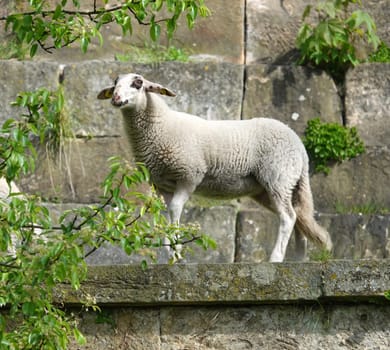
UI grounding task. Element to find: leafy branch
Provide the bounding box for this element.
[0,0,210,55]
[296,0,381,83]
[0,88,215,349]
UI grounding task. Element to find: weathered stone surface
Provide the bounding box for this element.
[73,308,161,350]
[0,60,60,125]
[323,260,390,298]
[235,208,279,262]
[358,0,390,46]
[243,64,342,136]
[180,206,236,263]
[69,303,390,350]
[345,63,390,147]
[318,213,390,260]
[246,0,308,64]
[311,147,390,211]
[61,261,390,306]
[60,261,390,349]
[246,0,390,64]
[236,209,390,262]
[160,304,390,350]
[62,263,324,305]
[84,205,237,265]
[19,136,133,203]
[166,0,245,63]
[62,61,244,136]
[21,0,245,64]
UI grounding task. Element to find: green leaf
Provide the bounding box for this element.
[73,328,87,345]
[150,22,161,42]
[81,36,89,53]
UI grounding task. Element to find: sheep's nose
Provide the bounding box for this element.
[111,93,122,106]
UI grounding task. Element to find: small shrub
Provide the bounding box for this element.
[368,41,390,63]
[310,248,333,262]
[296,0,380,83]
[303,118,365,174]
[0,36,29,60]
[115,43,190,63]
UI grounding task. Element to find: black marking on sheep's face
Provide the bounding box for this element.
[131,78,143,90]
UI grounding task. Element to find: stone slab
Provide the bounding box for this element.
[60,260,390,306]
[84,205,237,265]
[73,308,161,350]
[61,263,323,305]
[345,63,390,147]
[20,0,245,63]
[62,61,244,137]
[0,60,60,125]
[246,0,390,64]
[323,260,390,298]
[19,136,133,203]
[311,147,390,212]
[243,64,342,136]
[236,209,390,262]
[70,303,390,350]
[246,0,308,64]
[318,213,390,260]
[159,304,390,350]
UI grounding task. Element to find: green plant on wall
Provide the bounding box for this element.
[0,1,212,349]
[115,42,190,63]
[2,0,210,57]
[303,118,365,174]
[296,0,381,83]
[368,41,390,63]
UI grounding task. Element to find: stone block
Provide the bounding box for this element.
[318,213,390,260]
[243,64,342,136]
[246,0,309,64]
[0,60,60,125]
[181,206,236,263]
[83,205,237,265]
[236,209,390,262]
[62,263,323,305]
[246,0,390,64]
[19,0,245,63]
[358,0,390,45]
[311,147,390,212]
[73,308,160,350]
[235,208,279,262]
[322,260,390,298]
[160,304,390,350]
[345,63,390,147]
[19,136,133,203]
[62,61,244,136]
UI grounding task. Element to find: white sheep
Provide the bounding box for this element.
[97,73,332,262]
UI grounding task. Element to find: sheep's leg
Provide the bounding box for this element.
[269,196,297,263]
[168,185,193,224]
[163,183,196,261]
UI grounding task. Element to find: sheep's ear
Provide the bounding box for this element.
[97,86,114,99]
[144,81,176,97]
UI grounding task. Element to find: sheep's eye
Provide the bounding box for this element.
[132,78,143,90]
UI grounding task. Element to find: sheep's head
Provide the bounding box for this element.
[97,73,176,111]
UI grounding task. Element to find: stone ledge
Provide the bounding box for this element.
[60,260,390,306]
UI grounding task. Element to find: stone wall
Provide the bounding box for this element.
[0,0,389,263]
[1,1,390,348]
[62,261,390,349]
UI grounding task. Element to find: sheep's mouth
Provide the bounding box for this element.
[111,99,128,108]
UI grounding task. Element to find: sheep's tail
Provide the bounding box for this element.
[293,171,333,251]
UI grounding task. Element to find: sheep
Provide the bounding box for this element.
[97,73,332,262]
